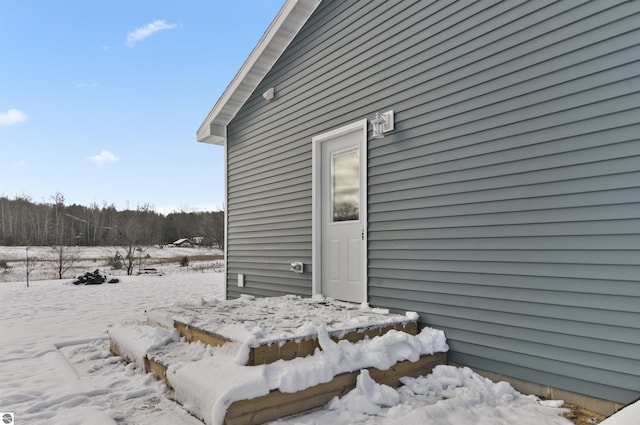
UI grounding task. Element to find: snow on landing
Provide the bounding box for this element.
[146,294,418,347]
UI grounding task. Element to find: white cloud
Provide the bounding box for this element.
[0,109,27,126]
[89,150,119,165]
[125,20,177,47]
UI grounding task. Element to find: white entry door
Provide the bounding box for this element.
[313,120,367,303]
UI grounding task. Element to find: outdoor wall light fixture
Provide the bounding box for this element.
[370,110,394,139]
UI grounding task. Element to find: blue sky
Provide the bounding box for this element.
[0,0,284,213]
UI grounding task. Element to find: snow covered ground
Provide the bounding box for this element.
[599,401,640,425]
[0,267,578,425]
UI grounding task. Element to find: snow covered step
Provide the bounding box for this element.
[146,294,419,365]
[167,320,419,366]
[110,321,449,425]
[224,352,447,425]
[109,323,180,373]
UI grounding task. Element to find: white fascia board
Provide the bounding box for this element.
[197,0,321,145]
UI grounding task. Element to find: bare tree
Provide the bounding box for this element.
[1,194,221,247]
[47,193,78,279]
[210,209,225,250]
[51,245,79,279]
[48,193,66,243]
[122,244,147,276]
[119,212,145,275]
[122,244,136,275]
[25,247,42,288]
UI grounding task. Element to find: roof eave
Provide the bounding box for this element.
[197,0,321,145]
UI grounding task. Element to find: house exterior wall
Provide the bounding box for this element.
[225,0,640,404]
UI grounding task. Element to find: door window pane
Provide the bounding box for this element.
[332,148,359,222]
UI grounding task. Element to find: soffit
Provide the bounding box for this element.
[197,0,321,145]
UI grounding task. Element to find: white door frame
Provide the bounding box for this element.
[311,119,368,301]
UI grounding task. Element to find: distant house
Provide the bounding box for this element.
[197,0,640,415]
[170,238,194,247]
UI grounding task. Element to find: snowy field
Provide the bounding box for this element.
[0,245,223,283]
[0,258,609,425]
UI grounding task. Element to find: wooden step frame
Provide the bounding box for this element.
[225,352,447,425]
[144,352,447,425]
[174,320,418,366]
[174,320,229,348]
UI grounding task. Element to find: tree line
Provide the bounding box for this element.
[0,193,224,249]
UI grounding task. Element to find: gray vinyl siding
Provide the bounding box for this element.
[225,0,640,403]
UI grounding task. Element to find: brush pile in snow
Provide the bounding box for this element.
[72,269,119,285]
